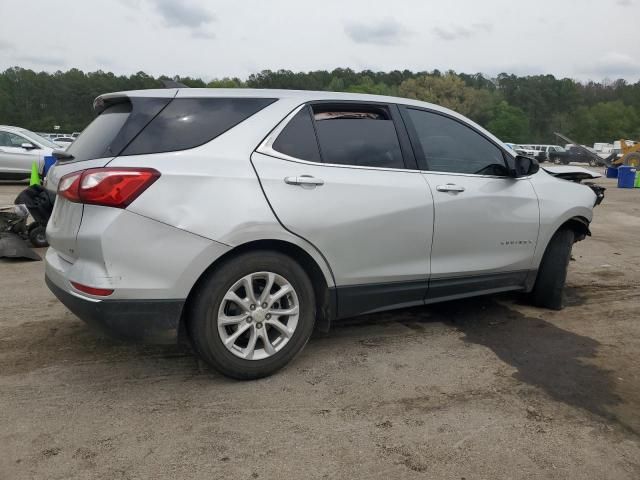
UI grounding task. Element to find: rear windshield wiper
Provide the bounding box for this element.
[52,150,75,162]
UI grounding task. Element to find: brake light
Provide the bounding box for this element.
[70,281,114,297]
[58,168,160,208]
[58,172,82,202]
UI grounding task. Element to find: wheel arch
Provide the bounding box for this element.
[560,215,591,242]
[532,209,592,273]
[181,239,336,341]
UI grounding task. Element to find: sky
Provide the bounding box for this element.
[0,0,639,82]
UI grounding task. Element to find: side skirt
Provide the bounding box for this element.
[332,270,536,320]
[334,280,428,320]
[425,270,531,303]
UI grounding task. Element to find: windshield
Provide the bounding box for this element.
[19,130,59,149]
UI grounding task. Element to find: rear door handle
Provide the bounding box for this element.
[436,184,465,193]
[284,175,324,186]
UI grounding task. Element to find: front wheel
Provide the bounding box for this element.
[530,228,575,310]
[187,251,316,380]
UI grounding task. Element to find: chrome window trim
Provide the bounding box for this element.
[418,170,530,180]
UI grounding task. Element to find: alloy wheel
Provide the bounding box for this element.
[217,272,300,360]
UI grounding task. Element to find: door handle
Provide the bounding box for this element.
[436,184,465,193]
[284,175,324,186]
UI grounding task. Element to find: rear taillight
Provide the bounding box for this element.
[58,172,82,202]
[58,168,160,208]
[70,281,114,297]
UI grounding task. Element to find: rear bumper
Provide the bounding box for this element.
[46,274,183,344]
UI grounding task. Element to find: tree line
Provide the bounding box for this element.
[1,66,639,145]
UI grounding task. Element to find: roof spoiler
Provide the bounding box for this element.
[93,79,185,113]
[160,79,189,88]
[93,93,130,114]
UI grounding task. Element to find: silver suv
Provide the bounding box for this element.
[45,89,599,379]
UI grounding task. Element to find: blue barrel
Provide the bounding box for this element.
[617,166,637,188]
[605,166,618,178]
[43,155,56,176]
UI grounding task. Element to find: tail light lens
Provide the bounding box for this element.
[57,171,82,202]
[58,168,160,208]
[70,281,114,297]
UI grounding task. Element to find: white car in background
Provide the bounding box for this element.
[515,144,538,157]
[504,143,537,157]
[52,136,75,150]
[0,126,58,180]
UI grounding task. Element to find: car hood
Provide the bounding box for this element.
[541,165,602,182]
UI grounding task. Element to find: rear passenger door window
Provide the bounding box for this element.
[313,105,404,169]
[271,103,407,170]
[404,108,508,176]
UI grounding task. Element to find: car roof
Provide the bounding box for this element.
[0,125,29,134]
[98,87,457,111]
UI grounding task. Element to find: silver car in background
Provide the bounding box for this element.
[44,89,599,379]
[51,136,76,150]
[0,126,58,180]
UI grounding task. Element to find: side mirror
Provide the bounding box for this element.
[510,155,539,177]
[21,142,36,150]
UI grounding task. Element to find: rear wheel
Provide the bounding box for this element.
[530,228,575,310]
[187,251,315,380]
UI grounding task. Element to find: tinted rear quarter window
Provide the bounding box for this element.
[272,107,321,162]
[122,97,276,156]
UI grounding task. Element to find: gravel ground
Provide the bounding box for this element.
[1,170,639,480]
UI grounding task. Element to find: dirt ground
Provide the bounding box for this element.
[1,170,639,480]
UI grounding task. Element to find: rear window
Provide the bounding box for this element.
[66,96,276,162]
[65,102,133,161]
[121,97,276,156]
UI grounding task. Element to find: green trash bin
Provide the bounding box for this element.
[635,172,640,188]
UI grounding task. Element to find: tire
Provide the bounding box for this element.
[28,223,48,248]
[530,228,575,310]
[187,251,316,380]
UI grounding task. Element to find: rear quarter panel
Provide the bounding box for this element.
[107,98,336,288]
